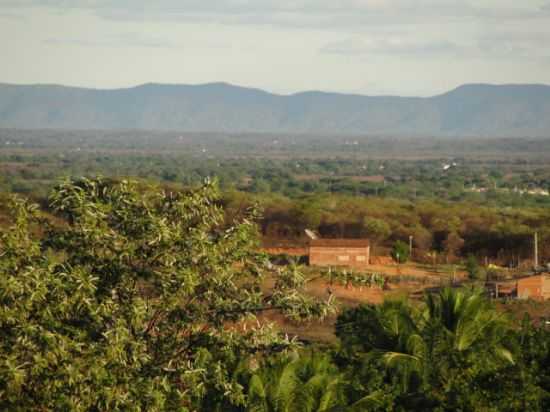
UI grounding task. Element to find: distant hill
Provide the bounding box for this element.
[1,82,550,136]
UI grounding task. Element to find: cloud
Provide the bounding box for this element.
[0,11,25,20]
[322,28,550,61]
[321,36,464,57]
[475,30,550,60]
[43,32,182,49]
[43,32,183,49]
[2,1,547,29]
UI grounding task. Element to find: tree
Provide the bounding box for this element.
[361,217,391,255]
[465,254,486,280]
[409,225,433,256]
[251,178,271,193]
[443,231,465,262]
[246,351,346,412]
[335,288,531,411]
[335,299,431,409]
[290,199,322,232]
[391,240,409,264]
[0,178,334,411]
[518,315,550,410]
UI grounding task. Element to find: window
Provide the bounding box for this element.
[337,255,350,262]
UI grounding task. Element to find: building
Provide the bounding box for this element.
[488,274,550,300]
[486,280,516,299]
[517,275,550,300]
[308,238,370,268]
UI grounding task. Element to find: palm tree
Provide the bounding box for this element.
[420,287,515,407]
[424,287,514,364]
[337,287,516,409]
[246,352,346,412]
[336,298,425,392]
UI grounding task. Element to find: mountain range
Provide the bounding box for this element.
[1,82,550,136]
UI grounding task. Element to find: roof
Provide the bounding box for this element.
[309,238,370,248]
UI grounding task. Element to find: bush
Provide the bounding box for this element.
[391,240,410,263]
[465,254,486,280]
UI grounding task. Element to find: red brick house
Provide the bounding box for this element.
[308,238,370,268]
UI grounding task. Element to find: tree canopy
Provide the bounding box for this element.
[0,178,333,411]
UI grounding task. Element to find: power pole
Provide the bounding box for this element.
[534,232,539,268]
[409,235,413,260]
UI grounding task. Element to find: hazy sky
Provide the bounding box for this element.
[1,1,550,96]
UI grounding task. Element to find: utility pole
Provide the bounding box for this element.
[534,232,539,268]
[409,235,413,260]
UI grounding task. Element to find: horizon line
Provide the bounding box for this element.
[1,81,550,99]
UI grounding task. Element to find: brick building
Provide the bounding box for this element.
[488,275,550,300]
[517,275,550,300]
[308,238,370,268]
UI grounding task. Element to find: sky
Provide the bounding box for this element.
[1,1,550,96]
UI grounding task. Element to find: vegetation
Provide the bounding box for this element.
[245,351,347,412]
[1,130,550,409]
[0,178,333,411]
[321,268,386,289]
[391,241,410,264]
[1,178,550,410]
[2,130,550,266]
[335,288,548,411]
[465,254,486,280]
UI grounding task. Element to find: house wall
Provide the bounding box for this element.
[518,276,545,300]
[309,246,370,268]
[542,277,550,299]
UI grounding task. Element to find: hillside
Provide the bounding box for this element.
[1,82,550,136]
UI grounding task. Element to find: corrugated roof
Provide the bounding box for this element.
[309,238,369,247]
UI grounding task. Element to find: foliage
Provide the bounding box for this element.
[246,351,346,412]
[465,254,486,280]
[2,173,550,410]
[361,217,391,254]
[322,268,385,289]
[0,178,335,411]
[518,315,550,409]
[391,240,410,264]
[3,133,550,264]
[443,231,465,261]
[335,287,542,411]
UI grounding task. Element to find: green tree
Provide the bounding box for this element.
[391,240,409,264]
[290,199,322,232]
[361,217,391,255]
[246,352,346,412]
[336,288,533,411]
[465,254,486,280]
[0,178,334,411]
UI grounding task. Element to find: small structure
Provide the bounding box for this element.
[517,275,550,300]
[487,280,517,299]
[487,274,550,300]
[308,238,370,268]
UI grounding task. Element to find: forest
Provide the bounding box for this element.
[1,130,550,410]
[1,130,550,265]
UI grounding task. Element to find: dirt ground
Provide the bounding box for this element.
[260,262,465,343]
